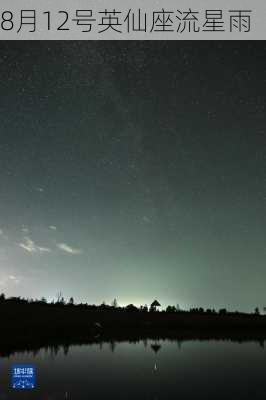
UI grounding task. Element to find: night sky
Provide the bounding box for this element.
[0,42,265,311]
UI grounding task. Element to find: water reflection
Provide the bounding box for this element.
[0,338,266,399]
[1,335,265,358]
[151,343,162,353]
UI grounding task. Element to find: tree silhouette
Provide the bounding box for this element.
[111,298,118,308]
[166,305,176,313]
[140,304,148,312]
[69,297,74,305]
[150,300,161,312]
[125,304,138,312]
[40,297,47,303]
[56,291,65,305]
[219,308,227,315]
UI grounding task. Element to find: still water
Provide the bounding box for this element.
[0,339,265,399]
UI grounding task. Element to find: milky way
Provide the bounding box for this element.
[0,42,265,311]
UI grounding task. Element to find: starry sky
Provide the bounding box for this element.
[0,41,265,311]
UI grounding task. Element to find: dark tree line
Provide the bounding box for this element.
[0,293,262,316]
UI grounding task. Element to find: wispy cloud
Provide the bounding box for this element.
[0,274,20,288]
[8,275,20,284]
[49,225,57,230]
[56,243,83,255]
[19,237,51,254]
[38,246,51,253]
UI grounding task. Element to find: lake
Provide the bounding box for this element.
[0,339,265,399]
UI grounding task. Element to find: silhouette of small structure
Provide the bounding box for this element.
[150,300,161,312]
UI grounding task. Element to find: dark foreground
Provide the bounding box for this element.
[2,300,266,356]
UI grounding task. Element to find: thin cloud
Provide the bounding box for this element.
[0,275,20,287]
[49,225,57,230]
[56,243,82,255]
[8,275,20,284]
[38,246,51,253]
[19,237,51,254]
